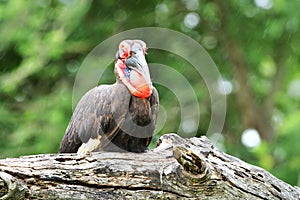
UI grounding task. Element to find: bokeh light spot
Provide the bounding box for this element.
[241,129,261,148]
[288,79,300,100]
[218,78,233,95]
[184,12,200,29]
[254,0,273,10]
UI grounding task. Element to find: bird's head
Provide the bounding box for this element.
[115,40,152,98]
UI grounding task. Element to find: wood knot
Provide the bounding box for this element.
[173,145,211,181]
[0,172,28,199]
[0,176,8,198]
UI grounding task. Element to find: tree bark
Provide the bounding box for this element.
[0,134,299,200]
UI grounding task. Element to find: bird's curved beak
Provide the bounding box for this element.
[123,50,153,98]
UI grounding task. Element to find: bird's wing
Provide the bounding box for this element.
[144,87,159,146]
[150,87,159,126]
[59,83,130,153]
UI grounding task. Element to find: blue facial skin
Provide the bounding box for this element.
[124,67,131,79]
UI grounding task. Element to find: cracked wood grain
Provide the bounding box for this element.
[0,134,299,199]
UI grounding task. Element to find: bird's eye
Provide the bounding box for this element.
[119,48,130,59]
[119,42,131,59]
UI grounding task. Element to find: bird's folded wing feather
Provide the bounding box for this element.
[150,87,159,126]
[59,84,130,153]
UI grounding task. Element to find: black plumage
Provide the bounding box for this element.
[59,40,159,153]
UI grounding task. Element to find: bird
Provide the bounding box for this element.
[59,40,159,154]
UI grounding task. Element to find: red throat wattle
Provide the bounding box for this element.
[115,60,152,98]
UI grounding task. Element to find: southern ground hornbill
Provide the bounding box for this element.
[59,40,159,153]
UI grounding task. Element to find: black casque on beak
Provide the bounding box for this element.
[124,48,152,98]
[115,40,153,98]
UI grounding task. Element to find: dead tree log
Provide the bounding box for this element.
[0,134,299,199]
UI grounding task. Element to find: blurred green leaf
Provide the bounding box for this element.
[0,0,299,186]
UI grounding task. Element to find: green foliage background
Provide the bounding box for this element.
[0,0,299,186]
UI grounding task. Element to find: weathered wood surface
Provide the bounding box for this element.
[0,134,299,199]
